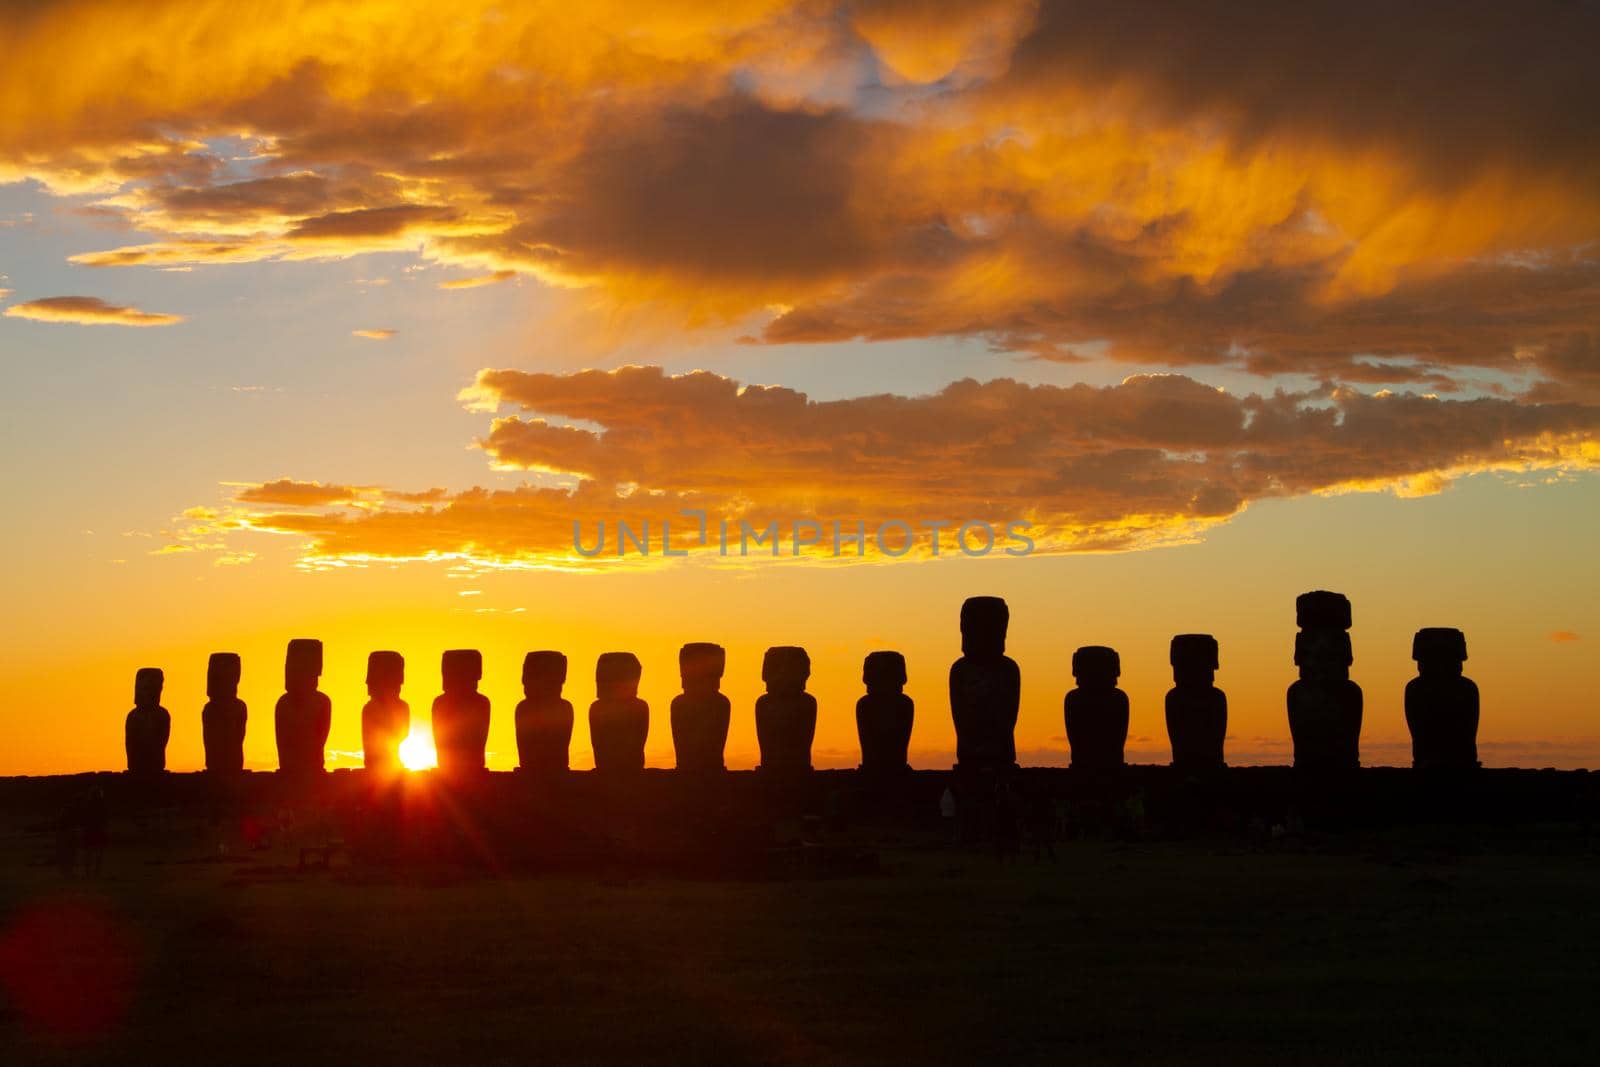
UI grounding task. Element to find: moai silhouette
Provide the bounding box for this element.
[1064,646,1129,771]
[275,639,331,774]
[515,651,573,773]
[757,646,817,773]
[1287,591,1362,770]
[590,652,648,772]
[1165,634,1226,771]
[361,651,409,774]
[948,596,1021,771]
[671,643,730,773]
[856,651,913,773]
[1406,627,1480,770]
[433,649,490,775]
[125,667,171,775]
[201,652,247,774]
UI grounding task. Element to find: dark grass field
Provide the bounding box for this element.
[3,800,1598,1066]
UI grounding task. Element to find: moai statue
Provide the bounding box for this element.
[671,643,730,773]
[856,651,913,774]
[1064,646,1129,771]
[275,638,331,774]
[201,652,247,774]
[756,646,817,773]
[1286,591,1362,770]
[125,667,171,775]
[433,649,490,775]
[361,651,409,774]
[590,652,648,772]
[948,596,1021,771]
[515,651,573,773]
[1406,627,1480,770]
[1165,634,1226,771]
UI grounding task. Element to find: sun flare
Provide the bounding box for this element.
[398,728,437,771]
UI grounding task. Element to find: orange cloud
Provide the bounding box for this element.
[1,295,183,326]
[1549,631,1581,643]
[352,328,396,340]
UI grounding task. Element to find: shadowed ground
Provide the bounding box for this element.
[2,792,1597,1065]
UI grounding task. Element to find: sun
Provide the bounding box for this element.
[398,728,437,771]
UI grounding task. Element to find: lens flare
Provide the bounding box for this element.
[398,728,437,771]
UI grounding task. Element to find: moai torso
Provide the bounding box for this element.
[671,643,730,773]
[433,649,490,774]
[949,596,1020,770]
[276,639,331,774]
[515,651,573,773]
[1288,593,1362,771]
[361,650,408,774]
[856,650,913,773]
[1405,628,1479,770]
[125,667,171,775]
[590,652,648,771]
[201,652,247,773]
[1064,646,1128,771]
[1165,635,1226,770]
[756,646,816,773]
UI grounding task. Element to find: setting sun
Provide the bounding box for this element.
[398,729,437,772]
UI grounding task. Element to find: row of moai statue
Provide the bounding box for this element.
[123,591,1480,775]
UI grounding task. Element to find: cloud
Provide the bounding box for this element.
[1,295,183,326]
[352,328,396,340]
[1549,631,1581,643]
[438,271,515,290]
[174,365,1600,568]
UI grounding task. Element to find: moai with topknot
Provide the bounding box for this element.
[1165,634,1226,771]
[433,649,490,775]
[1406,627,1479,770]
[1287,591,1362,770]
[275,639,331,774]
[671,643,730,773]
[756,646,817,773]
[856,651,913,774]
[515,651,573,773]
[125,667,171,775]
[201,653,247,774]
[948,596,1021,771]
[590,652,648,772]
[361,651,409,774]
[1064,646,1129,771]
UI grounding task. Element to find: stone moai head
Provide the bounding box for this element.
[1294,629,1353,681]
[285,639,323,693]
[959,596,1009,658]
[207,652,241,699]
[523,651,567,698]
[863,650,907,693]
[134,666,164,707]
[1413,627,1467,677]
[1170,634,1218,688]
[596,652,643,699]
[762,646,811,694]
[442,649,483,693]
[679,643,726,693]
[1071,646,1121,688]
[366,650,404,698]
[1296,590,1352,631]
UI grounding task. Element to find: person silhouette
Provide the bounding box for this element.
[856,651,913,774]
[201,653,247,774]
[756,646,817,773]
[515,651,573,773]
[361,651,409,774]
[1165,634,1226,770]
[433,649,490,775]
[949,596,1020,771]
[590,652,648,772]
[1287,592,1362,770]
[1064,646,1128,771]
[125,667,170,775]
[275,639,331,774]
[671,643,730,773]
[1406,627,1480,770]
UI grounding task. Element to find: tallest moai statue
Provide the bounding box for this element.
[949,596,1020,771]
[1287,592,1362,770]
[275,639,331,774]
